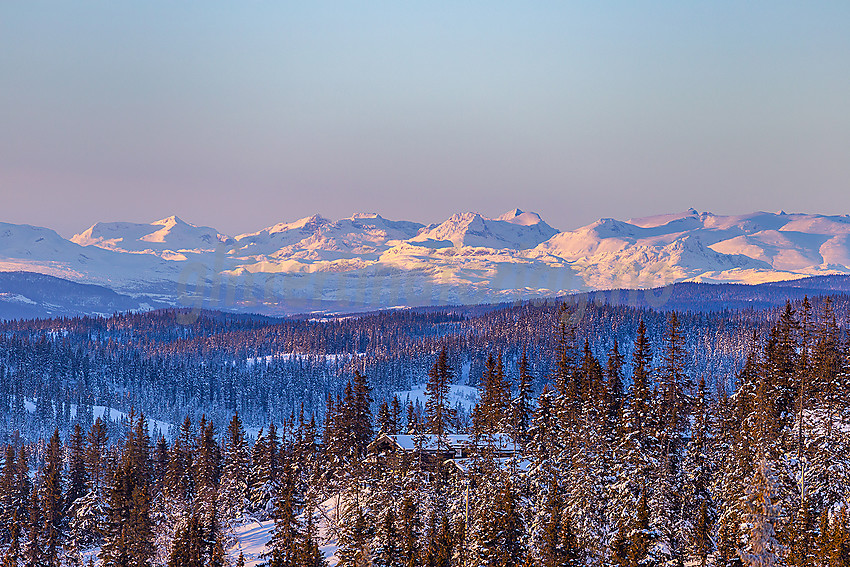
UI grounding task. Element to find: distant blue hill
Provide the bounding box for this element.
[576,275,850,313]
[3,270,850,321]
[0,271,166,320]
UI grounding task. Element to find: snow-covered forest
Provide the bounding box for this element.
[1,296,849,565]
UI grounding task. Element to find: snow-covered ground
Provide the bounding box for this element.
[226,520,274,567]
[395,383,479,412]
[24,399,173,437]
[226,495,341,567]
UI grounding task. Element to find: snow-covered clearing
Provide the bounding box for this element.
[226,495,341,567]
[395,383,479,411]
[226,520,274,567]
[24,399,173,437]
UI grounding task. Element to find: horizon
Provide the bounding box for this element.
[8,206,850,240]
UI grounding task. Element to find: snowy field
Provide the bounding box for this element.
[395,383,479,412]
[24,399,173,437]
[226,495,341,566]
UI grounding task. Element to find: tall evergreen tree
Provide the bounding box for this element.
[472,352,510,436]
[101,413,155,567]
[67,423,89,509]
[220,413,250,520]
[739,457,786,567]
[425,348,456,438]
[41,429,65,567]
[512,348,534,446]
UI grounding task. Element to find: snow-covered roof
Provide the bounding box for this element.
[449,457,532,475]
[370,433,450,453]
[370,432,519,455]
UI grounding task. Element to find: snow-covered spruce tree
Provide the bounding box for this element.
[526,385,565,563]
[165,416,196,514]
[350,370,374,459]
[335,500,373,567]
[166,511,205,567]
[24,485,43,567]
[823,506,850,566]
[563,340,613,560]
[3,509,23,566]
[425,347,456,439]
[539,490,581,567]
[366,443,406,567]
[266,459,300,567]
[715,334,761,567]
[682,376,717,566]
[471,351,511,438]
[249,423,281,518]
[66,423,89,509]
[738,456,787,567]
[0,445,30,548]
[40,429,65,567]
[653,312,693,566]
[372,504,402,567]
[85,417,110,495]
[421,510,453,567]
[158,416,196,554]
[377,400,393,435]
[194,416,221,523]
[398,492,422,567]
[610,320,661,566]
[219,412,250,521]
[511,347,535,448]
[481,475,525,566]
[295,410,321,496]
[804,300,850,527]
[100,413,155,567]
[297,501,327,567]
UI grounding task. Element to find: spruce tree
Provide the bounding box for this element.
[220,413,250,520]
[101,413,154,567]
[3,510,21,567]
[267,460,299,567]
[512,348,534,446]
[739,457,786,567]
[351,370,374,458]
[167,512,205,567]
[378,400,393,434]
[425,348,456,439]
[67,423,89,508]
[85,417,109,493]
[373,505,402,567]
[24,488,43,567]
[41,429,65,567]
[399,494,421,567]
[472,352,510,437]
[194,416,221,522]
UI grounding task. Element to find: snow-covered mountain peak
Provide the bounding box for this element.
[10,209,850,314]
[150,215,196,230]
[72,217,228,254]
[231,213,424,259]
[264,214,331,235]
[628,208,702,229]
[410,211,557,249]
[496,208,548,227]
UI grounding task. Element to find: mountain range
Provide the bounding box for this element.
[3,208,850,317]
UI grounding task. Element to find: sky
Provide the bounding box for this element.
[2,1,849,237]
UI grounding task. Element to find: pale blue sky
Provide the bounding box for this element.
[2,1,849,235]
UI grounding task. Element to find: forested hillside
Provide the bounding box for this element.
[0,296,849,565]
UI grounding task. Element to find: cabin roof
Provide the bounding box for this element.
[369,432,518,454]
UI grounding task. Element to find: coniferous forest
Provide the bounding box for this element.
[0,296,849,565]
